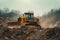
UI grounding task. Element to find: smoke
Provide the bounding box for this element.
[40,9,60,28]
[0,8,20,20]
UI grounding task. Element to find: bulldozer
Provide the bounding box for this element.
[18,12,41,30]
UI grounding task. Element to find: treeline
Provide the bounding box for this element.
[0,8,20,20]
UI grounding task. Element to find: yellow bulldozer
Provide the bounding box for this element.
[18,12,41,29]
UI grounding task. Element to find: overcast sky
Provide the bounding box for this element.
[0,0,60,16]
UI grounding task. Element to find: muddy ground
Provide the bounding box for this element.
[0,24,60,40]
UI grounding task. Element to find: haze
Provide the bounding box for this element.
[0,0,60,16]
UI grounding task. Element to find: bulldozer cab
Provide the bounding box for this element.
[24,12,34,20]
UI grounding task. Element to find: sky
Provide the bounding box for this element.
[0,0,60,16]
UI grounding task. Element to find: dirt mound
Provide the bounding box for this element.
[39,27,60,40]
[0,25,39,40]
[0,25,25,40]
[0,22,60,40]
[26,27,60,40]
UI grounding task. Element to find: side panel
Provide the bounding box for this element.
[21,17,26,24]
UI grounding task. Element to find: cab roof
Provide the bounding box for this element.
[24,12,34,15]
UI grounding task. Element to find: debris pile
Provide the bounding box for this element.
[39,27,60,40]
[0,25,39,40]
